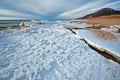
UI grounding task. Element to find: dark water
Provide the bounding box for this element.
[0,20,30,30]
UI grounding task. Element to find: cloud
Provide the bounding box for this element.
[1,0,80,19]
[90,1,120,11]
[1,0,78,15]
[0,8,34,17]
[103,1,120,8]
[59,0,120,19]
[0,8,39,20]
[59,0,105,19]
[0,0,120,19]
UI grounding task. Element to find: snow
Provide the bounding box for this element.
[101,25,120,33]
[101,28,118,32]
[61,21,91,28]
[0,21,120,80]
[74,29,120,62]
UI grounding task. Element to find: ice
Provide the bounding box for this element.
[101,25,120,33]
[59,21,91,28]
[0,21,120,80]
[74,29,120,61]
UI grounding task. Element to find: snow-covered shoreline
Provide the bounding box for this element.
[73,30,120,62]
[0,21,120,80]
[59,21,120,62]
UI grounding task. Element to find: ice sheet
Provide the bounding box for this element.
[0,21,120,80]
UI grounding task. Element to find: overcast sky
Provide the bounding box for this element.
[0,0,120,20]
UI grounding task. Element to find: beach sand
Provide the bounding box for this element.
[75,19,120,27]
[75,15,120,27]
[73,16,120,39]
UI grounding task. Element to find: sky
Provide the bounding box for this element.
[0,0,120,20]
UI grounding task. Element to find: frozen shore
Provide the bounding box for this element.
[60,20,120,63]
[74,29,120,62]
[0,21,120,80]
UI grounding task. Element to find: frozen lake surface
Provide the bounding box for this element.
[0,20,120,80]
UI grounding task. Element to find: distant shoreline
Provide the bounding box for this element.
[74,15,120,27]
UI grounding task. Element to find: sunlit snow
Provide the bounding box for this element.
[0,21,120,80]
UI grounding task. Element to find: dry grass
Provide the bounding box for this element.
[75,14,120,27]
[87,14,120,19]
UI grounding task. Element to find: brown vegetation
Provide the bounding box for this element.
[75,15,120,27]
[87,14,120,19]
[91,29,118,40]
